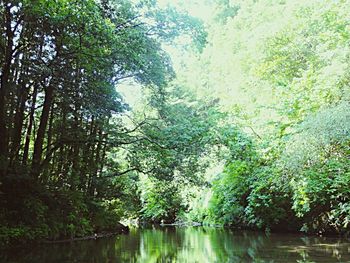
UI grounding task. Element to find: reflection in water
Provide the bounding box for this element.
[1,226,350,263]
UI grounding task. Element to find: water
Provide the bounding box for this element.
[1,226,350,262]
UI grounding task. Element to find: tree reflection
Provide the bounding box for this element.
[1,227,350,263]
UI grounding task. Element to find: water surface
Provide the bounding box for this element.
[1,226,350,262]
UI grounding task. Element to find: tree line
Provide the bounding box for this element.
[0,0,209,245]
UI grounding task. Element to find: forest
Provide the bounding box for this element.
[0,0,349,247]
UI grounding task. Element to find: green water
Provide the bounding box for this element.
[1,226,350,262]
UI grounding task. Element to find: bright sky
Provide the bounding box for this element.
[156,0,213,21]
[117,0,213,108]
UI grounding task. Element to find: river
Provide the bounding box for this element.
[1,226,350,262]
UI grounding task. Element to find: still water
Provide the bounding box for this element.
[1,226,350,263]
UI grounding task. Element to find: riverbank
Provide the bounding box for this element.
[157,220,350,238]
[0,222,129,248]
[43,223,129,244]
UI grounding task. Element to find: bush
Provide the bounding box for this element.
[245,166,297,230]
[291,157,350,234]
[140,178,184,223]
[207,161,252,226]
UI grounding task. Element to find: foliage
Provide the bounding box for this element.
[169,0,350,235]
[208,160,251,226]
[0,0,206,245]
[139,178,184,223]
[291,157,350,234]
[2,0,350,245]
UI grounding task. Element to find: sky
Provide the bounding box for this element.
[116,0,213,108]
[156,0,213,21]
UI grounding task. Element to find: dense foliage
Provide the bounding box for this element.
[175,0,350,235]
[1,0,350,246]
[0,0,206,245]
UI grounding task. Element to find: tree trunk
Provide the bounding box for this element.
[0,4,14,177]
[22,85,38,165]
[10,81,29,167]
[31,85,54,178]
